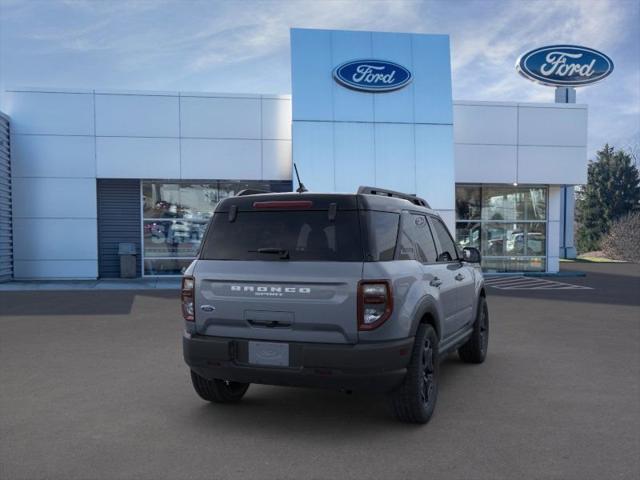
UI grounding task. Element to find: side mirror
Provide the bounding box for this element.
[462,247,481,264]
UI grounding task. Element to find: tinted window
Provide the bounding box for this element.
[412,215,438,262]
[201,211,363,261]
[430,217,458,262]
[364,211,399,261]
[398,214,438,263]
[398,228,416,261]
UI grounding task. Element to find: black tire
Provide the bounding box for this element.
[190,370,250,403]
[458,296,489,364]
[389,324,439,424]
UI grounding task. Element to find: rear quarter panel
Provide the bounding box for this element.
[360,260,443,342]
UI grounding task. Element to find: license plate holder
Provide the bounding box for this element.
[248,341,290,367]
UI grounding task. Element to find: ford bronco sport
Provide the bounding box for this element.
[182,186,488,423]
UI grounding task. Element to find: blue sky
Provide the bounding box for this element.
[0,0,638,158]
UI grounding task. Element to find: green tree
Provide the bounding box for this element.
[576,144,640,252]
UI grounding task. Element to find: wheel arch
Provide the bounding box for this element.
[410,297,442,340]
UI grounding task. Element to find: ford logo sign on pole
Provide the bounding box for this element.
[516,45,614,87]
[333,59,412,93]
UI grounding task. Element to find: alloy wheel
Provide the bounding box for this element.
[421,338,436,406]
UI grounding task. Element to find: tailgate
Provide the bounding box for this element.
[193,260,363,344]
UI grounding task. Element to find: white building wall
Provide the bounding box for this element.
[4,86,588,278]
[454,101,588,185]
[5,88,292,279]
[7,90,98,279]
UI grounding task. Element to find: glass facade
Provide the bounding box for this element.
[141,181,548,275]
[455,185,547,272]
[142,180,290,275]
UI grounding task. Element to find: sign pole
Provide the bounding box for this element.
[554,86,576,103]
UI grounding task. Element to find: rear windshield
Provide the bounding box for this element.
[200,211,364,261]
[200,210,401,262]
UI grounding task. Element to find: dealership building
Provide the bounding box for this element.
[0,28,589,280]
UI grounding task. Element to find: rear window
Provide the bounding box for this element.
[200,211,364,261]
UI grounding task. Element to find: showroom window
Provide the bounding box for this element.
[455,185,547,272]
[141,180,285,275]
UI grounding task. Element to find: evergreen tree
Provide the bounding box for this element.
[576,144,640,252]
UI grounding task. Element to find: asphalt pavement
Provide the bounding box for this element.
[1,262,638,480]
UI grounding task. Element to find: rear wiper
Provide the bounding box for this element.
[250,247,290,260]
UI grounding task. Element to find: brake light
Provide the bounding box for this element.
[181,276,195,321]
[253,200,313,209]
[357,280,393,331]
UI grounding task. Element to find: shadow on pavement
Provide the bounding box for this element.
[180,355,471,435]
[0,290,177,316]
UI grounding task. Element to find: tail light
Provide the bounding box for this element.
[358,280,393,331]
[181,276,195,321]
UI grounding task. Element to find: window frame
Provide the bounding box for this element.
[454,184,548,272]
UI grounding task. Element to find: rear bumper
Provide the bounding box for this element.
[183,333,414,393]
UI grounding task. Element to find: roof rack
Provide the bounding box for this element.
[357,186,431,208]
[236,189,269,196]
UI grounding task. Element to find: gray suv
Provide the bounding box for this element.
[182,187,488,423]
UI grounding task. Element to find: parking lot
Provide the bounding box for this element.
[1,262,639,480]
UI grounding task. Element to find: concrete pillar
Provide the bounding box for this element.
[547,186,562,273]
[560,185,577,258]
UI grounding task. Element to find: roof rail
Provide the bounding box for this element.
[236,189,269,197]
[357,186,431,208]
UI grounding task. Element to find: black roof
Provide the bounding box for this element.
[215,191,435,215]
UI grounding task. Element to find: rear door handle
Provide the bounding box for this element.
[430,277,442,288]
[455,273,465,281]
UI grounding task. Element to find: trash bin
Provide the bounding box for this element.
[118,243,137,278]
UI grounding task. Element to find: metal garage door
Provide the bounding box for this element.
[97,179,142,278]
[0,113,12,283]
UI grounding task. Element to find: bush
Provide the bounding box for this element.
[601,211,640,262]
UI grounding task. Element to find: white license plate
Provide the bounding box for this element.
[248,341,289,367]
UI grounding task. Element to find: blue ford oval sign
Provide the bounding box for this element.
[333,59,412,92]
[516,45,613,87]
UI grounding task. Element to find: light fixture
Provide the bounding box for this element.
[513,182,519,186]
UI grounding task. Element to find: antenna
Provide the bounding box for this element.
[293,163,308,193]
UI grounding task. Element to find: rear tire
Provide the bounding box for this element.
[458,296,489,364]
[190,370,250,403]
[389,324,439,424]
